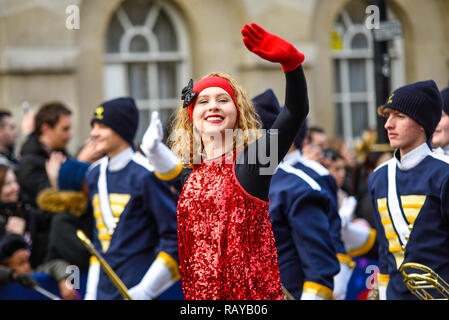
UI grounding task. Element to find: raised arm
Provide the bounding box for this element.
[236,24,309,201]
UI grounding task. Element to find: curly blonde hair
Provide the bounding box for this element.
[169,72,262,167]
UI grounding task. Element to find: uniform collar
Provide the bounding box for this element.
[433,145,449,156]
[108,147,133,172]
[443,144,449,155]
[395,142,431,171]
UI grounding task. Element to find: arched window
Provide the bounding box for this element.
[331,0,405,145]
[103,0,190,143]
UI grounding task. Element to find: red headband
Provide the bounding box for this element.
[185,76,239,122]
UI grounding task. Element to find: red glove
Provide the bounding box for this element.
[241,23,305,72]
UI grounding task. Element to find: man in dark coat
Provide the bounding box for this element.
[16,102,73,268]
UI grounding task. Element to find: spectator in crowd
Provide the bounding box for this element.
[0,110,20,170]
[327,137,358,194]
[305,126,328,149]
[17,102,73,204]
[301,126,327,163]
[16,102,73,268]
[0,164,31,241]
[323,148,377,259]
[0,233,78,299]
[36,159,93,274]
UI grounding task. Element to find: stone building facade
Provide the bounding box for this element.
[1,0,448,153]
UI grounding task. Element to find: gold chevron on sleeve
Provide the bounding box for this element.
[109,193,131,217]
[400,195,426,224]
[91,193,131,253]
[377,197,404,268]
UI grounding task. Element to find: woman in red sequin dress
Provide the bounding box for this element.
[170,23,309,300]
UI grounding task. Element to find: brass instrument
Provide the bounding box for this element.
[354,129,393,163]
[281,284,295,300]
[399,262,449,300]
[76,230,133,300]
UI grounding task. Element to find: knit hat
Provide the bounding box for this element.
[0,234,29,261]
[381,80,442,139]
[440,87,449,115]
[91,97,139,146]
[252,89,281,129]
[58,159,90,191]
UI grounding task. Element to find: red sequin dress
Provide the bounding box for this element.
[177,152,284,300]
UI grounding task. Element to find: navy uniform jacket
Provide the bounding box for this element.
[368,143,449,299]
[269,162,340,299]
[284,150,346,255]
[86,148,179,299]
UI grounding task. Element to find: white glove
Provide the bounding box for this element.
[128,253,180,300]
[84,258,100,300]
[141,111,163,157]
[333,262,354,300]
[128,283,152,300]
[341,221,373,256]
[339,196,357,228]
[140,111,181,176]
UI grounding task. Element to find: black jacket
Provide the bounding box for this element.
[16,134,69,268]
[17,134,53,206]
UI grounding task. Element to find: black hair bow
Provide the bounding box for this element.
[181,79,198,108]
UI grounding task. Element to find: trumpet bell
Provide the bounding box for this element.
[400,262,449,300]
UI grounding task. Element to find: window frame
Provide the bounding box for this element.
[332,13,376,146]
[331,3,406,146]
[102,0,191,141]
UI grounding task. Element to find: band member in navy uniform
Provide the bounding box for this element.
[369,80,449,299]
[84,97,179,300]
[254,89,360,299]
[253,89,340,299]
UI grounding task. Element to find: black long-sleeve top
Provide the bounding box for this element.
[181,65,309,202]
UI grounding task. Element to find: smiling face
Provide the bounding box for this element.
[90,122,128,158]
[432,111,449,148]
[1,168,19,203]
[383,109,427,156]
[192,87,238,138]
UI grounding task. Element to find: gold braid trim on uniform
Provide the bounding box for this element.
[154,162,183,181]
[156,251,181,281]
[347,228,377,257]
[302,281,334,300]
